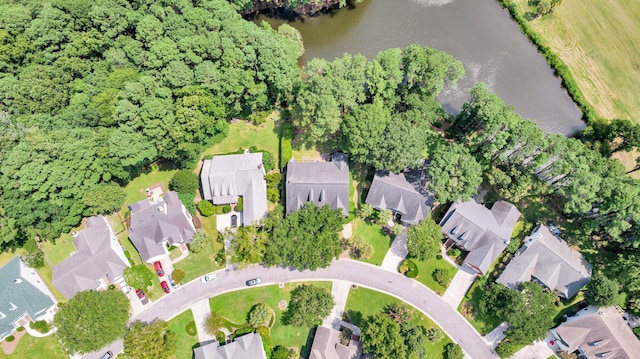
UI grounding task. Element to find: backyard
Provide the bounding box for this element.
[209,282,332,355]
[168,309,198,359]
[344,287,452,358]
[350,219,391,266]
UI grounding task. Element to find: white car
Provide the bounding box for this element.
[200,273,217,283]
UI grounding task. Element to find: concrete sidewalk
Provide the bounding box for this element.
[484,322,508,349]
[322,280,352,330]
[380,228,408,273]
[190,299,216,344]
[441,265,476,306]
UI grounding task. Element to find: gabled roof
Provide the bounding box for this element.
[129,191,196,262]
[440,200,520,274]
[0,257,56,340]
[310,326,361,359]
[201,152,268,225]
[497,225,591,298]
[365,169,434,225]
[193,333,267,359]
[555,306,640,358]
[286,153,350,216]
[52,216,131,299]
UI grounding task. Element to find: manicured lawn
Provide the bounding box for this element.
[412,257,457,295]
[345,287,452,359]
[351,219,391,266]
[36,264,67,303]
[0,250,25,267]
[173,217,223,283]
[201,115,281,162]
[146,265,166,302]
[458,280,502,335]
[0,334,66,359]
[168,309,198,359]
[41,232,77,267]
[118,231,142,266]
[120,164,177,214]
[209,282,332,352]
[512,0,640,122]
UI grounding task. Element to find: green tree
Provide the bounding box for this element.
[376,209,393,225]
[172,269,185,284]
[228,226,266,268]
[197,200,215,217]
[585,272,619,307]
[358,203,374,220]
[124,264,154,290]
[271,345,290,359]
[361,313,407,359]
[427,141,482,203]
[444,343,464,359]
[248,303,270,328]
[54,290,129,354]
[187,230,210,254]
[124,321,176,359]
[169,170,199,194]
[285,284,334,327]
[406,217,442,261]
[400,321,428,359]
[204,312,225,335]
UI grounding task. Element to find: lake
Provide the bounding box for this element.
[256,0,585,136]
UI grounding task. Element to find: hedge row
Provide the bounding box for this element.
[497,0,599,123]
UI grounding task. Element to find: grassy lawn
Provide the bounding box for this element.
[201,116,281,162]
[345,287,451,359]
[173,216,222,283]
[36,264,67,303]
[120,164,177,214]
[168,309,199,359]
[41,232,78,267]
[512,0,640,122]
[351,219,391,266]
[209,282,332,353]
[412,257,457,295]
[146,265,166,301]
[0,334,66,359]
[457,279,502,335]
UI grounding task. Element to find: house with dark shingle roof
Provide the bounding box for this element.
[0,256,57,341]
[552,306,640,359]
[309,325,361,359]
[129,191,196,263]
[286,153,350,216]
[365,169,434,225]
[52,215,131,299]
[497,224,591,299]
[201,152,268,226]
[440,200,521,274]
[193,333,267,359]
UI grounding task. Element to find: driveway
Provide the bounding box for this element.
[441,265,477,309]
[322,280,352,330]
[380,228,408,272]
[190,299,216,344]
[83,259,497,359]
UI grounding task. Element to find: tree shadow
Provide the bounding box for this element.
[300,326,317,358]
[346,310,363,327]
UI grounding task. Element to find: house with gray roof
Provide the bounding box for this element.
[310,325,361,359]
[365,169,434,225]
[497,225,591,299]
[201,152,268,226]
[552,306,640,359]
[440,200,521,274]
[129,191,196,263]
[193,333,267,359]
[53,215,131,299]
[0,256,57,341]
[286,153,350,216]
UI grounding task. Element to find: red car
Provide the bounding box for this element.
[154,261,164,277]
[136,289,145,299]
[161,281,170,294]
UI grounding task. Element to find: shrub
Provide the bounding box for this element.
[495,340,519,358]
[222,204,232,214]
[30,320,51,334]
[22,248,45,269]
[233,327,254,339]
[444,343,464,359]
[339,328,352,345]
[358,204,374,219]
[5,335,14,342]
[634,327,640,340]
[259,151,275,172]
[400,259,418,278]
[248,303,270,328]
[256,326,272,352]
[187,230,209,254]
[177,192,196,215]
[169,170,199,194]
[235,197,243,212]
[272,345,290,359]
[198,200,215,217]
[426,327,444,343]
[267,187,280,203]
[205,312,225,335]
[279,122,294,168]
[215,331,226,343]
[265,172,282,203]
[449,248,461,258]
[185,321,197,336]
[16,326,24,332]
[433,268,449,287]
[172,269,185,284]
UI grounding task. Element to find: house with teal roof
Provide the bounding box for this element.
[0,256,57,340]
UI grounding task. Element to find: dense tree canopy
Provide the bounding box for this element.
[124,264,154,290]
[54,290,129,354]
[284,284,334,327]
[124,320,176,359]
[406,217,442,261]
[427,140,483,203]
[585,272,619,307]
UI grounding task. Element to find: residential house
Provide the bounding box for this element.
[365,169,435,225]
[128,191,196,263]
[310,325,362,359]
[0,257,57,340]
[201,152,268,226]
[286,153,350,216]
[497,224,591,299]
[440,200,521,274]
[193,333,267,359]
[552,306,640,359]
[53,215,131,299]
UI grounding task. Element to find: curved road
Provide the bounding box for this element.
[131,259,495,359]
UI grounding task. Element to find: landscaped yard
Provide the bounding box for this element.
[41,232,78,266]
[345,287,452,359]
[0,334,66,359]
[351,219,391,266]
[120,163,177,214]
[173,216,223,283]
[412,257,457,295]
[458,279,502,335]
[168,309,198,359]
[209,282,332,354]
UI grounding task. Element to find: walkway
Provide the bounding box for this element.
[190,299,217,344]
[441,265,477,309]
[83,259,498,359]
[380,228,408,273]
[509,332,557,359]
[322,280,352,330]
[484,322,508,349]
[171,243,190,264]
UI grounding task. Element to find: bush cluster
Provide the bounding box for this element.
[197,200,215,217]
[399,259,419,278]
[279,122,294,168]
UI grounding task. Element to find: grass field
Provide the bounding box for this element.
[173,219,223,283]
[209,282,332,353]
[412,257,457,295]
[201,116,281,161]
[168,309,198,359]
[513,0,640,122]
[351,219,391,266]
[345,287,451,358]
[0,334,66,359]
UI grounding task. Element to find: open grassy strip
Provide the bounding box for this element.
[412,257,457,295]
[351,219,391,266]
[41,233,79,267]
[209,282,332,351]
[35,265,67,303]
[173,217,222,283]
[167,309,198,359]
[201,116,281,162]
[0,333,66,359]
[345,287,451,359]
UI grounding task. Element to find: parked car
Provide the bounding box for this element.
[246,278,261,286]
[200,273,217,283]
[121,284,132,294]
[154,261,164,277]
[161,281,170,294]
[100,351,113,359]
[136,289,149,305]
[168,274,177,288]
